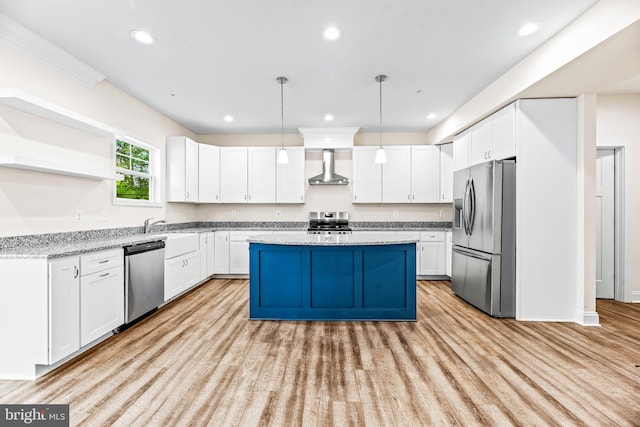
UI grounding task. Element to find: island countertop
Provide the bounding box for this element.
[247,232,419,246]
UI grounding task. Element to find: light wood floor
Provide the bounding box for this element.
[1,280,639,426]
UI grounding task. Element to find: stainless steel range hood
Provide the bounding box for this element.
[308,149,349,185]
[300,127,358,186]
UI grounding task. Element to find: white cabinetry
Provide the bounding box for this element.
[248,147,276,203]
[79,249,124,347]
[439,144,453,203]
[411,145,440,203]
[167,136,199,202]
[164,234,200,301]
[49,257,80,364]
[445,231,452,277]
[469,122,493,166]
[383,146,411,203]
[276,147,305,203]
[352,147,382,203]
[198,144,220,203]
[491,104,516,160]
[229,231,271,274]
[453,133,470,171]
[214,231,230,274]
[220,147,248,203]
[418,232,445,276]
[199,232,216,279]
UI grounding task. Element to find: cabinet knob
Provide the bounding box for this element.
[186,191,190,198]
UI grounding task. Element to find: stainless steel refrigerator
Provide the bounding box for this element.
[452,160,516,317]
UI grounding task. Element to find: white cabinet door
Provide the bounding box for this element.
[248,147,276,203]
[206,232,216,276]
[453,133,470,171]
[382,146,411,203]
[352,147,382,203]
[439,143,453,203]
[48,257,80,364]
[214,231,230,274]
[198,144,220,203]
[445,231,453,277]
[411,146,440,203]
[469,122,492,166]
[491,104,516,160]
[229,241,249,274]
[420,241,446,275]
[164,251,200,301]
[220,147,248,203]
[276,147,305,203]
[199,234,208,280]
[80,265,124,346]
[166,136,199,202]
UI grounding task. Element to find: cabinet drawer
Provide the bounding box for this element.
[81,249,123,276]
[420,231,444,242]
[229,230,271,242]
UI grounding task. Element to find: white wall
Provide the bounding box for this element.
[195,133,452,222]
[0,41,195,237]
[596,94,640,301]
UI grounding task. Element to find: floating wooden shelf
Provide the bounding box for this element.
[0,155,118,180]
[0,88,121,136]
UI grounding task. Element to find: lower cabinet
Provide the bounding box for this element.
[214,231,230,274]
[79,249,124,347]
[164,251,200,301]
[49,257,80,364]
[229,240,249,274]
[445,231,453,277]
[418,232,446,276]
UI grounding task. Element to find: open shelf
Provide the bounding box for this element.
[0,88,121,136]
[0,155,118,180]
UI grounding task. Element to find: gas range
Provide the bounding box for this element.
[307,211,352,235]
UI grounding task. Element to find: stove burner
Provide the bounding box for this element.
[307,211,351,234]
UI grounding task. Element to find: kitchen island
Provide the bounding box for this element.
[248,233,418,321]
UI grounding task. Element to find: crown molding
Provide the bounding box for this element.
[0,13,105,87]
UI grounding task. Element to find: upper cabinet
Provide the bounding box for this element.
[353,145,445,204]
[166,136,199,202]
[276,147,305,203]
[411,145,440,203]
[198,144,220,203]
[439,143,453,203]
[247,147,276,203]
[453,102,516,171]
[220,147,249,203]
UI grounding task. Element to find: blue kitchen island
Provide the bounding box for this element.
[248,233,418,321]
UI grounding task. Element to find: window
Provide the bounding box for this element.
[114,137,161,205]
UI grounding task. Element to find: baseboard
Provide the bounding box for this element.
[575,311,601,326]
[631,291,640,303]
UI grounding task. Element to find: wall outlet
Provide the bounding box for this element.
[393,210,399,218]
[100,210,108,221]
[231,210,237,218]
[275,210,281,218]
[74,210,83,222]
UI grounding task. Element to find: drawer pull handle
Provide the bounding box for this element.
[98,260,109,264]
[99,272,109,278]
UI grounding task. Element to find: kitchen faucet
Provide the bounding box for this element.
[144,217,167,234]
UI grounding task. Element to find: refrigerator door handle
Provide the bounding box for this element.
[463,179,470,235]
[468,177,476,235]
[453,246,491,262]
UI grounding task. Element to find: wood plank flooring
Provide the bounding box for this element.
[1,280,639,426]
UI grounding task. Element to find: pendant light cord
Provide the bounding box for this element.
[379,76,382,149]
[280,79,284,149]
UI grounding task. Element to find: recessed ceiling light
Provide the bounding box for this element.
[223,115,234,122]
[130,29,156,45]
[427,113,437,120]
[323,26,342,41]
[324,114,334,122]
[517,22,542,37]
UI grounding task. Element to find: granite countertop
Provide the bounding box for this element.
[248,232,419,246]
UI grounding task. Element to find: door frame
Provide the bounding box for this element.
[596,145,630,302]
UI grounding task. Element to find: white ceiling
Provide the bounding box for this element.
[0,0,600,135]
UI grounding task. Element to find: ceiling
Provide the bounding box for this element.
[0,0,600,135]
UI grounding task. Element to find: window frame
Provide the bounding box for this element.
[112,135,162,207]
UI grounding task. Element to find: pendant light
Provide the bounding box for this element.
[374,74,387,164]
[276,76,289,164]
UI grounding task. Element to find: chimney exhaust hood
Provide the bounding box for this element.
[300,127,358,185]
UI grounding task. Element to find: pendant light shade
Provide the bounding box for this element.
[276,76,289,164]
[374,74,387,164]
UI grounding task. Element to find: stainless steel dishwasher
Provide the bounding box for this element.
[124,240,165,324]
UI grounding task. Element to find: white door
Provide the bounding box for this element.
[439,143,453,203]
[276,147,305,203]
[80,266,124,346]
[229,241,249,274]
[411,145,440,203]
[214,232,230,274]
[383,146,411,203]
[220,147,248,203]
[248,147,276,203]
[419,241,445,275]
[453,133,470,171]
[184,138,199,202]
[352,147,382,203]
[48,257,80,364]
[198,144,220,203]
[469,122,492,166]
[206,232,216,276]
[596,149,615,299]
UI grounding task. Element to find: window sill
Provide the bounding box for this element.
[113,198,163,208]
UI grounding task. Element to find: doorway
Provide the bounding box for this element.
[595,149,615,299]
